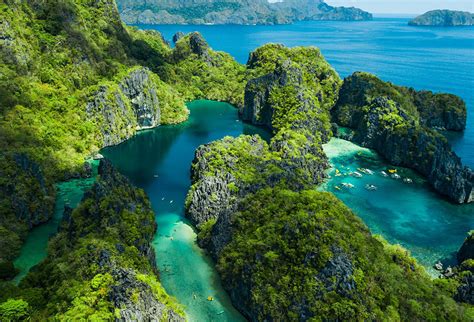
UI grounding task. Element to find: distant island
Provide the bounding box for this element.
[409,10,474,26]
[116,0,373,25]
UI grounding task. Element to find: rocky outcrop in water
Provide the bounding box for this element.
[332,72,473,204]
[413,91,466,131]
[86,68,162,147]
[241,45,342,189]
[409,10,474,27]
[186,136,270,257]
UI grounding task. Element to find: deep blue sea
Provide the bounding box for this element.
[141,18,474,168]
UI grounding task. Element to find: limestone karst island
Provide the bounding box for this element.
[0,0,473,321]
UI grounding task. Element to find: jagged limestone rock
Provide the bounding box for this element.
[332,72,473,204]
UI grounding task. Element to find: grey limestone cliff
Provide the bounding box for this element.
[332,72,473,204]
[86,68,162,147]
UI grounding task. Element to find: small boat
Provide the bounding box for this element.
[170,200,174,204]
[207,296,214,301]
[391,173,401,179]
[433,261,443,271]
[358,168,373,175]
[335,186,341,191]
[365,184,377,191]
[388,169,397,174]
[351,171,363,178]
[342,182,355,189]
[403,178,413,184]
[161,197,165,201]
[335,169,342,177]
[154,174,159,178]
[380,171,388,177]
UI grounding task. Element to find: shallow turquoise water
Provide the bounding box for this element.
[141,18,474,168]
[13,162,98,283]
[322,139,474,273]
[102,101,269,321]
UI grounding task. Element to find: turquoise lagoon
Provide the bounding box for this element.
[102,101,269,321]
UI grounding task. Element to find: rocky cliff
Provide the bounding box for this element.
[458,231,474,264]
[0,0,193,269]
[450,232,474,305]
[86,67,180,147]
[409,10,474,27]
[185,44,470,320]
[332,72,473,204]
[241,44,341,188]
[11,159,185,320]
[117,0,372,25]
[185,139,469,320]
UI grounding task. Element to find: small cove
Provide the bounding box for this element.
[322,138,474,274]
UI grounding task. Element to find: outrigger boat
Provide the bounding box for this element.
[358,168,374,175]
[341,183,355,188]
[365,184,378,191]
[351,171,363,178]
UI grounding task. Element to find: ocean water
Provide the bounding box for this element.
[102,101,268,321]
[141,18,474,168]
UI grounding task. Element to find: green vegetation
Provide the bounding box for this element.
[409,10,474,27]
[157,33,248,107]
[332,72,472,204]
[0,161,184,320]
[216,187,470,320]
[0,0,243,272]
[117,0,372,25]
[0,299,29,320]
[334,71,466,131]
